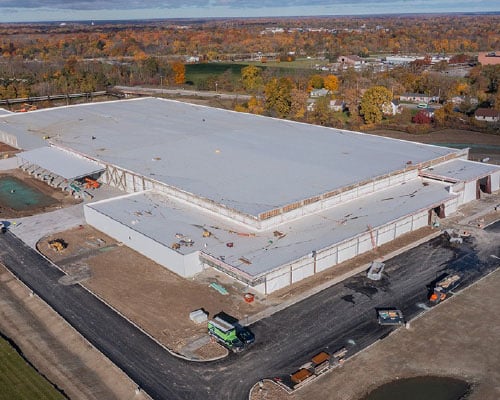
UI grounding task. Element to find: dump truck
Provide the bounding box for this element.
[377,308,405,325]
[290,368,313,387]
[429,274,461,304]
[207,317,244,352]
[311,351,330,374]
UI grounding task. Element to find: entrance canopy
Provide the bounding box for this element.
[17,146,104,180]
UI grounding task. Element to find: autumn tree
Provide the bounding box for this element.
[308,74,324,90]
[412,110,432,124]
[324,75,339,93]
[290,88,308,120]
[309,96,332,126]
[241,65,263,92]
[264,77,294,118]
[171,61,185,85]
[359,86,393,124]
[433,102,454,126]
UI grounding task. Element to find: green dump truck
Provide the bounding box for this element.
[208,317,244,352]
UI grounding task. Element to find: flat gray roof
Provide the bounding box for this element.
[0,98,460,217]
[87,178,456,277]
[421,159,500,183]
[17,147,105,180]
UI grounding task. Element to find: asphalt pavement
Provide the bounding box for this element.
[0,225,498,399]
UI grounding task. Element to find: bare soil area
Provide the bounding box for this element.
[0,169,80,219]
[37,225,266,354]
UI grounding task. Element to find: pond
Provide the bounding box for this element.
[0,176,56,211]
[361,376,470,400]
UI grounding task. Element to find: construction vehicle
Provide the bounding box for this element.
[208,317,244,352]
[377,308,405,325]
[290,368,313,387]
[84,177,100,189]
[429,274,461,305]
[311,351,330,374]
[48,239,68,252]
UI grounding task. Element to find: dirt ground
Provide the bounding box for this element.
[37,225,266,355]
[0,168,80,219]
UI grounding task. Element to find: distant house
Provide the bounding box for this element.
[337,55,365,67]
[310,88,330,98]
[185,56,200,63]
[451,96,478,105]
[382,100,402,116]
[478,52,500,66]
[384,56,418,65]
[329,99,346,112]
[474,108,500,122]
[400,93,439,103]
[307,98,346,112]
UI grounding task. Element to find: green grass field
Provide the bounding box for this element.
[0,336,66,400]
[185,59,323,88]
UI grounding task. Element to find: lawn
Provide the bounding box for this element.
[0,335,66,400]
[185,59,321,88]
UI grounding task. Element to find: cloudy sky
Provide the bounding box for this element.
[0,0,497,22]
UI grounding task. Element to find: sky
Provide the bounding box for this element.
[0,0,498,23]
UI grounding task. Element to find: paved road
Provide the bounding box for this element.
[1,227,498,399]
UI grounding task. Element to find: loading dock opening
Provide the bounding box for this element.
[478,176,492,197]
[429,203,446,224]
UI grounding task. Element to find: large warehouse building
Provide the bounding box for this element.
[1,97,499,294]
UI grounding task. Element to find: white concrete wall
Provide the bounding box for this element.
[0,131,18,148]
[357,232,374,254]
[264,267,291,293]
[395,216,412,237]
[337,238,358,264]
[377,224,395,246]
[291,257,315,283]
[412,210,429,230]
[315,247,338,272]
[84,205,203,277]
[463,180,477,203]
[444,197,459,215]
[491,171,500,192]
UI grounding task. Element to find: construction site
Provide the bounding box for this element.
[0,97,499,296]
